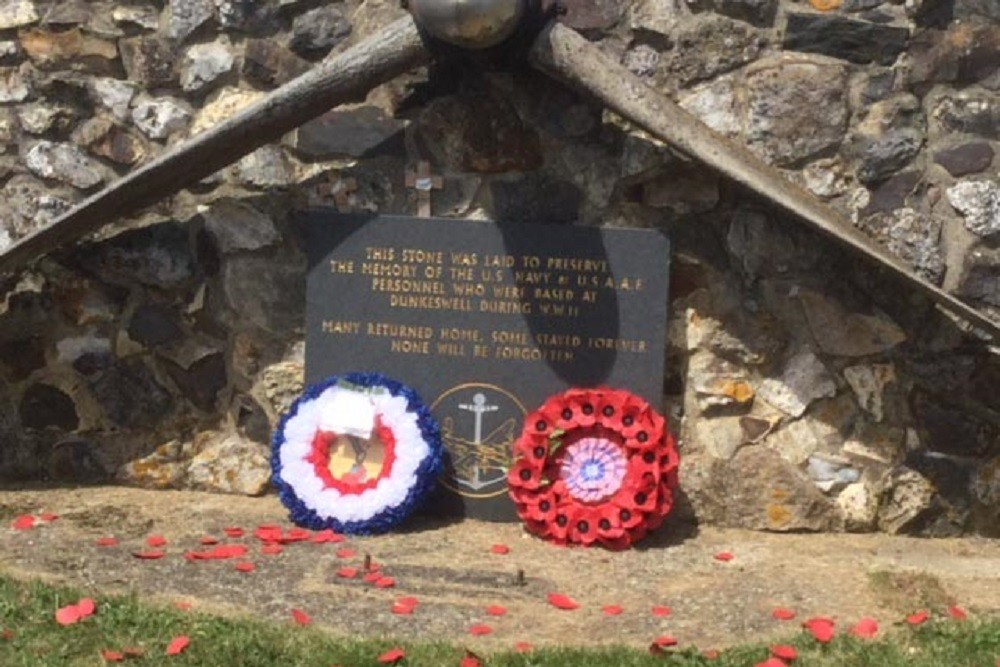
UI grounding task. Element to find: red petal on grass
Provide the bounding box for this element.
[375,577,396,589]
[804,617,835,643]
[262,544,283,555]
[398,596,419,608]
[949,605,968,620]
[714,551,735,562]
[39,513,59,522]
[12,515,36,530]
[468,624,493,636]
[772,608,797,620]
[547,593,580,610]
[336,567,358,579]
[652,605,671,617]
[363,572,382,583]
[755,659,787,667]
[291,608,312,626]
[100,649,125,662]
[391,602,414,615]
[76,598,96,617]
[174,601,193,611]
[146,535,167,548]
[906,610,930,626]
[235,562,256,573]
[200,536,219,545]
[224,527,244,538]
[514,642,533,653]
[653,635,678,647]
[486,605,508,617]
[460,654,483,667]
[96,537,119,547]
[490,544,510,555]
[771,644,798,660]
[850,617,879,639]
[377,647,405,664]
[336,548,356,559]
[602,604,624,616]
[166,635,190,656]
[702,649,721,660]
[132,550,165,560]
[55,605,81,626]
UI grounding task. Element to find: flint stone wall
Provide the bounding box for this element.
[0,0,998,535]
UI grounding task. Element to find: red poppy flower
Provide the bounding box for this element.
[377,647,405,664]
[100,649,125,662]
[291,608,312,625]
[486,605,507,616]
[524,410,556,437]
[602,604,623,616]
[906,610,930,626]
[850,617,879,639]
[548,593,580,610]
[772,607,797,620]
[509,459,546,491]
[564,393,598,427]
[522,491,559,524]
[490,544,510,555]
[541,398,578,431]
[166,635,190,655]
[949,605,968,620]
[771,644,797,660]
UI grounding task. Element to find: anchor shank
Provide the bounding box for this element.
[0,16,430,276]
[528,21,1000,340]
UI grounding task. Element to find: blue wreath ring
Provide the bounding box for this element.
[271,372,444,535]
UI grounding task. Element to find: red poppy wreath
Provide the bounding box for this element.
[508,387,679,549]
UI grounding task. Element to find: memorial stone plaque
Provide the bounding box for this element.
[302,213,670,521]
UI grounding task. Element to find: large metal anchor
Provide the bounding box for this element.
[1,0,997,339]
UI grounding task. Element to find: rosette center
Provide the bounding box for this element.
[559,436,628,503]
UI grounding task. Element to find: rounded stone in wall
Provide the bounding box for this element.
[19,383,78,431]
[46,438,108,483]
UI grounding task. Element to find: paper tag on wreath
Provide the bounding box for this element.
[319,389,377,439]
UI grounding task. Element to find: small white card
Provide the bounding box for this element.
[322,390,376,439]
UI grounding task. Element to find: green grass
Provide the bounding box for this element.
[0,574,998,666]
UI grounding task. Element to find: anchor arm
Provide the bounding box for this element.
[527,21,1000,341]
[0,16,431,276]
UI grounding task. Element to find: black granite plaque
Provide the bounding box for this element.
[302,213,670,521]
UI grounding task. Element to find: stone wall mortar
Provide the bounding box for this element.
[0,0,997,534]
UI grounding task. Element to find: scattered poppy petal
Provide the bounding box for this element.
[772,607,797,620]
[12,515,36,531]
[174,601,193,612]
[469,624,493,636]
[76,598,96,618]
[514,642,533,653]
[336,567,358,579]
[391,602,414,615]
[39,513,59,522]
[804,617,835,643]
[602,604,624,616]
[653,635,678,647]
[223,527,244,538]
[235,561,256,573]
[101,649,125,662]
[262,544,283,555]
[398,596,419,608]
[850,617,879,639]
[755,659,787,667]
[652,605,671,617]
[132,550,166,560]
[336,548,356,559]
[377,647,405,664]
[486,605,508,616]
[490,544,510,555]
[165,635,190,656]
[907,610,930,626]
[146,535,167,548]
[548,593,580,610]
[200,536,219,545]
[55,605,81,626]
[714,551,735,562]
[375,576,396,589]
[291,608,312,626]
[96,537,119,547]
[949,605,968,620]
[771,644,798,660]
[363,572,382,584]
[702,649,721,660]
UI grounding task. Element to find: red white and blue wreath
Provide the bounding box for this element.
[508,387,679,549]
[272,373,444,535]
